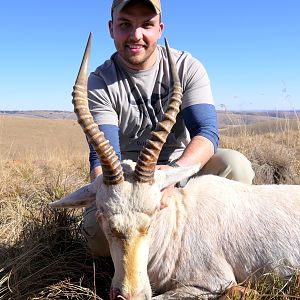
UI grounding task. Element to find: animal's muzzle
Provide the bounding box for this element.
[110,287,150,300]
[111,287,129,300]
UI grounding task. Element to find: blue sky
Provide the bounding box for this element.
[0,0,299,111]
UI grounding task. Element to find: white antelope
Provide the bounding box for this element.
[50,34,300,299]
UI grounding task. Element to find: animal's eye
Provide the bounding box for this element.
[110,227,126,240]
[139,225,150,236]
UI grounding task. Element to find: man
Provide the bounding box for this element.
[83,0,255,256]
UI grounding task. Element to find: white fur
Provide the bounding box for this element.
[50,160,300,299]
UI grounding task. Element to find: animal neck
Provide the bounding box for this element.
[147,190,187,290]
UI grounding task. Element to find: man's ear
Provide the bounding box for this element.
[108,20,114,38]
[158,22,164,39]
[155,165,201,190]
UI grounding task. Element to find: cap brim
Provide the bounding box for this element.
[112,0,160,15]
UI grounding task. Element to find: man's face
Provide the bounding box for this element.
[109,2,164,71]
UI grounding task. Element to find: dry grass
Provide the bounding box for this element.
[0,113,300,299]
[0,116,113,299]
[0,115,87,161]
[220,271,300,299]
[219,115,300,185]
[0,155,114,300]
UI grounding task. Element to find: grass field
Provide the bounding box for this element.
[0,112,300,299]
[0,115,87,161]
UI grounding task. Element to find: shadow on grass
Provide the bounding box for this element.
[0,208,114,300]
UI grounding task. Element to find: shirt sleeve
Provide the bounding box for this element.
[182,103,219,153]
[88,71,119,126]
[178,54,214,110]
[88,124,121,172]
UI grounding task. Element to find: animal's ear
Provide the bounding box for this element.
[49,176,101,208]
[155,164,200,190]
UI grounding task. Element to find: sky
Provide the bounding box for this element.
[0,0,299,111]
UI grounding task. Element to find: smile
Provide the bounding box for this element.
[127,45,144,49]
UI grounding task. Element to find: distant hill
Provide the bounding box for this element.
[217,110,299,128]
[1,109,299,129]
[0,114,87,160]
[0,110,76,120]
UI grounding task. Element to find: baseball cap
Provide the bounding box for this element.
[111,0,161,15]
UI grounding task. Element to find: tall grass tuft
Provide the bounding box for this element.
[219,112,300,185]
[0,156,113,299]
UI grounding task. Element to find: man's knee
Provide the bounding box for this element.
[81,204,111,257]
[200,148,255,184]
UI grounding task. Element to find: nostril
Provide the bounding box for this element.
[110,287,129,300]
[110,287,149,299]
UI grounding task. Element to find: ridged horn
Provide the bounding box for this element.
[72,32,124,185]
[134,38,183,183]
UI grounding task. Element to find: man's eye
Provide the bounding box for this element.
[120,22,130,28]
[143,23,152,29]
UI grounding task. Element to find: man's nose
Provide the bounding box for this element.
[130,27,143,40]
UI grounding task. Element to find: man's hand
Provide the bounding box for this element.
[156,164,177,209]
[90,166,102,182]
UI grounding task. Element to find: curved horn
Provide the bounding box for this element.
[134,39,183,183]
[72,32,124,185]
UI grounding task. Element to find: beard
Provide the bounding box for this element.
[116,40,158,70]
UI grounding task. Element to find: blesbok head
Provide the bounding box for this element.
[50,33,200,299]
